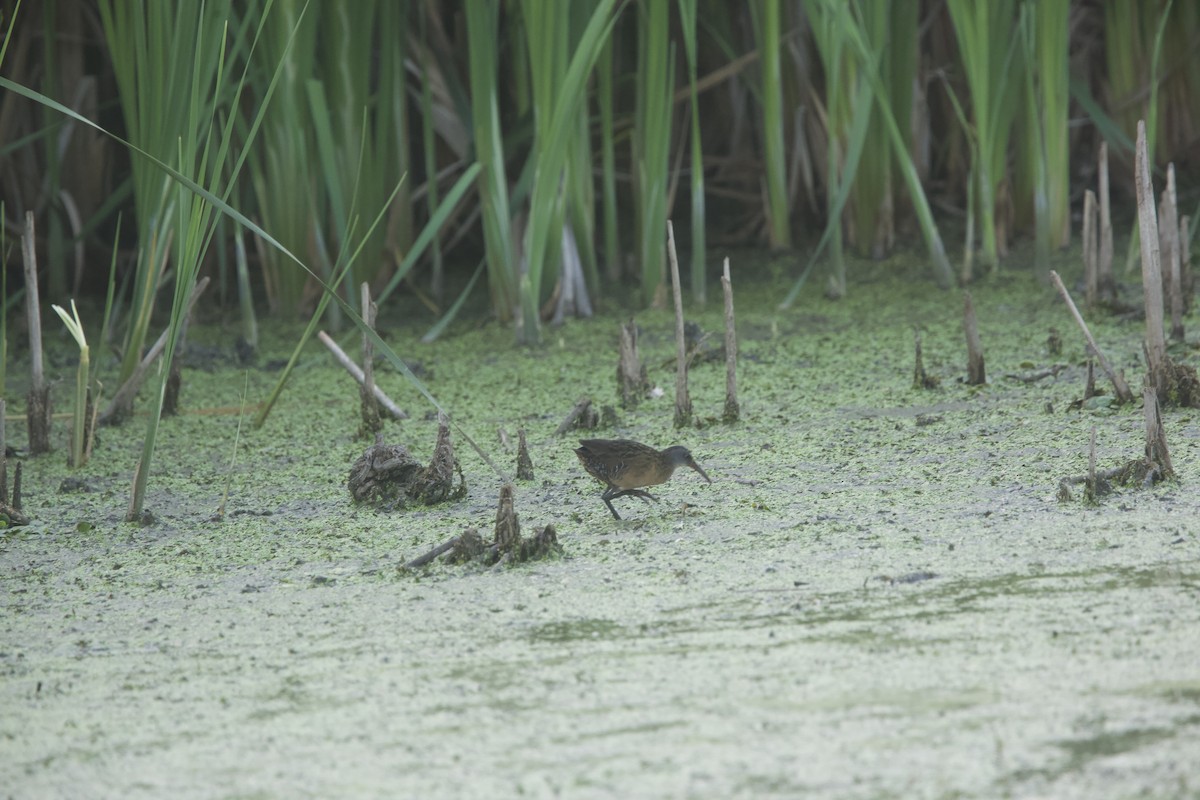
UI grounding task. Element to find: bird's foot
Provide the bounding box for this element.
[609,488,658,504]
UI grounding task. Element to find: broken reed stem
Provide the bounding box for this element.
[1142,386,1174,478]
[721,257,740,422]
[1182,215,1193,313]
[1098,141,1114,300]
[316,330,407,421]
[1135,120,1170,399]
[22,212,51,454]
[616,319,646,409]
[1088,426,1097,481]
[963,290,986,385]
[1048,270,1134,404]
[99,277,211,425]
[912,326,938,389]
[1162,166,1184,341]
[21,212,43,393]
[667,220,692,428]
[1083,189,1098,307]
[494,483,520,551]
[962,167,975,285]
[913,328,926,387]
[161,292,196,417]
[516,427,534,480]
[359,283,382,434]
[1085,426,1097,502]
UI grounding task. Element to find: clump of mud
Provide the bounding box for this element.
[404,484,562,570]
[347,416,466,508]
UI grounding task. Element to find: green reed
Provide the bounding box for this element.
[597,35,621,283]
[521,0,619,338]
[633,0,673,306]
[678,0,706,303]
[246,0,318,317]
[1010,1,1071,261]
[98,0,236,390]
[755,0,790,251]
[947,0,1021,271]
[466,1,517,324]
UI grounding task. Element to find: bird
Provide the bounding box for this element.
[574,438,711,519]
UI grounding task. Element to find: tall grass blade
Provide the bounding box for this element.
[466,1,517,324]
[597,36,621,282]
[946,0,1020,270]
[755,0,790,250]
[246,0,317,317]
[633,0,672,305]
[521,0,620,335]
[0,61,502,477]
[677,0,706,303]
[421,258,486,344]
[1033,0,1069,248]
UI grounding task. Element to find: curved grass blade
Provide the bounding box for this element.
[421,258,485,344]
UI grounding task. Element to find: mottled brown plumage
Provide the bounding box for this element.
[575,438,711,519]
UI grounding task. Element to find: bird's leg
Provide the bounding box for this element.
[600,487,623,520]
[608,489,658,504]
[602,496,622,519]
[600,486,659,520]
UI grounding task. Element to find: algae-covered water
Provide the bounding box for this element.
[3,251,1199,798]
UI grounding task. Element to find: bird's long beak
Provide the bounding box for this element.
[687,458,712,484]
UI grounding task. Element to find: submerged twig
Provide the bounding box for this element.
[403,536,461,570]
